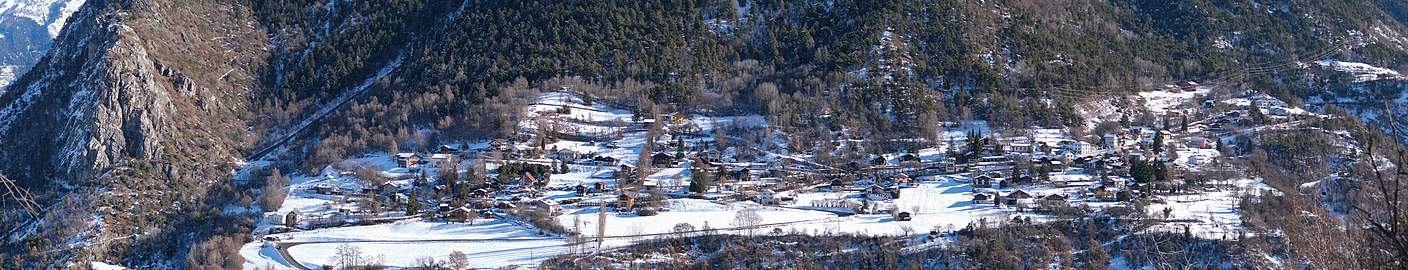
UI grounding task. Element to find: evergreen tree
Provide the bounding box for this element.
[689,168,710,194]
[285,213,297,228]
[1180,115,1189,132]
[1011,162,1022,183]
[1152,131,1164,154]
[406,187,421,216]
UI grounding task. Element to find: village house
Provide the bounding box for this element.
[757,189,779,205]
[829,179,847,190]
[897,154,922,165]
[313,183,341,195]
[447,207,475,222]
[438,144,460,154]
[379,182,403,197]
[665,113,693,123]
[616,164,636,180]
[865,185,896,200]
[550,148,580,161]
[1185,137,1213,149]
[1253,96,1288,108]
[1188,155,1209,165]
[699,149,722,163]
[428,153,455,166]
[395,153,423,167]
[1177,81,1199,91]
[1007,143,1033,154]
[651,152,677,168]
[489,139,512,152]
[892,173,913,186]
[971,193,990,203]
[616,193,636,212]
[1005,190,1033,205]
[1058,140,1085,155]
[283,210,301,227]
[974,174,994,188]
[896,211,913,221]
[1091,185,1117,201]
[360,185,381,197]
[471,188,491,199]
[585,155,618,166]
[1268,106,1290,116]
[870,155,888,166]
[1100,134,1120,149]
[729,167,753,182]
[535,200,562,215]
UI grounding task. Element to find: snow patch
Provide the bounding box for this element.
[1315,59,1405,82]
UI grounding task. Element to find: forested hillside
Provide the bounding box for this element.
[235,0,1408,173]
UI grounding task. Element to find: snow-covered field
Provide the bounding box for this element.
[556,199,833,237]
[791,178,1028,235]
[289,240,568,268]
[1146,178,1275,239]
[1138,87,1209,115]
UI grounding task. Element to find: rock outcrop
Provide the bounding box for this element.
[0,0,265,185]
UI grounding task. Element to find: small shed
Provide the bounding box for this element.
[448,207,475,222]
[971,193,990,203]
[896,211,913,221]
[898,154,921,164]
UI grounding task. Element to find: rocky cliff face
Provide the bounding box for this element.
[0,0,264,185]
[0,0,268,266]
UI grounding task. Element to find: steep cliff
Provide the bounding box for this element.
[0,0,263,185]
[0,0,266,266]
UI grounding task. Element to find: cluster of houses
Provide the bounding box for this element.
[393,145,463,168]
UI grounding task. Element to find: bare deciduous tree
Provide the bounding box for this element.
[1353,105,1408,265]
[447,251,469,270]
[732,207,763,235]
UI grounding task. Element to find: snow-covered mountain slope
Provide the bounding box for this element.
[0,0,85,90]
[0,0,84,37]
